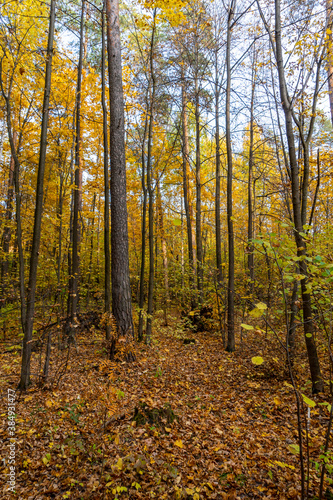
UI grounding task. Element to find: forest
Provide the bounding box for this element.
[1,0,333,498]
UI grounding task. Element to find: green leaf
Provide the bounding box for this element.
[251,356,264,365]
[302,394,316,407]
[241,323,254,330]
[305,333,312,338]
[172,218,181,226]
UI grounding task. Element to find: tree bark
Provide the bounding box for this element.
[157,181,169,325]
[247,61,255,294]
[326,0,333,126]
[102,1,111,340]
[145,9,157,345]
[214,49,222,284]
[195,71,203,301]
[138,114,148,342]
[69,0,85,334]
[106,0,134,355]
[226,1,235,352]
[274,0,323,393]
[19,0,56,390]
[1,130,16,301]
[181,72,195,308]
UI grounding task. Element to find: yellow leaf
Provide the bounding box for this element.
[174,439,184,448]
[45,400,53,408]
[274,396,281,406]
[302,394,316,408]
[241,323,254,330]
[114,434,120,445]
[256,302,267,310]
[251,356,264,365]
[24,396,33,402]
[116,458,123,470]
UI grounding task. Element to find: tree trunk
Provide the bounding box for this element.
[226,1,235,352]
[138,114,148,342]
[102,0,111,340]
[195,72,203,301]
[326,0,333,126]
[157,181,169,325]
[70,0,85,335]
[181,72,195,308]
[106,0,134,356]
[19,0,56,390]
[145,9,157,345]
[1,131,16,301]
[214,50,222,284]
[275,0,323,393]
[247,62,255,294]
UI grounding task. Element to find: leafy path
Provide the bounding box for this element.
[1,323,331,499]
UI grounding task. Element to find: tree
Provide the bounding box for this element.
[19,0,56,390]
[266,0,324,392]
[105,0,134,358]
[226,0,236,353]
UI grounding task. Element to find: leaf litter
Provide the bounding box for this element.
[0,320,332,500]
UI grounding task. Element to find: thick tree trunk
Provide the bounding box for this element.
[102,1,111,340]
[226,2,235,352]
[275,0,323,393]
[106,0,134,355]
[19,0,56,390]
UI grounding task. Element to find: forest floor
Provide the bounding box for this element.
[1,312,332,500]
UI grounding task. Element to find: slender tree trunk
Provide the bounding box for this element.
[275,0,323,393]
[1,131,16,300]
[70,0,85,334]
[247,63,255,294]
[106,0,134,357]
[326,0,333,126]
[226,1,235,352]
[157,181,169,325]
[145,9,157,345]
[181,72,195,308]
[195,72,203,301]
[0,78,26,335]
[19,0,56,390]
[138,114,148,342]
[56,166,64,322]
[86,192,96,309]
[214,51,222,284]
[66,123,75,319]
[102,1,111,340]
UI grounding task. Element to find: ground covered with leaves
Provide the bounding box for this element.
[1,316,332,500]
